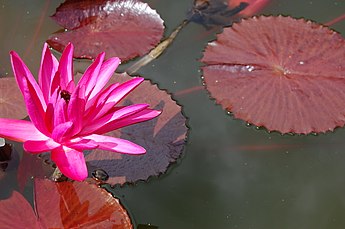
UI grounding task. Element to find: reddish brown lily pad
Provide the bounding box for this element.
[0,77,27,119]
[17,152,54,192]
[47,0,164,61]
[201,16,345,134]
[0,191,39,228]
[85,73,188,185]
[0,179,132,228]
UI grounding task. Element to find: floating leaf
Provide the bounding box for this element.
[201,16,345,134]
[17,152,54,192]
[0,191,40,228]
[0,77,27,119]
[187,0,248,28]
[0,179,132,228]
[47,0,164,61]
[85,73,188,185]
[228,0,270,17]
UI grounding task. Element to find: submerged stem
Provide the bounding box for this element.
[324,13,345,26]
[126,20,189,75]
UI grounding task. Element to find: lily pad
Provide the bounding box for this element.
[0,191,39,228]
[47,0,164,61]
[85,73,188,185]
[0,179,132,228]
[201,16,345,134]
[0,77,27,119]
[17,152,54,192]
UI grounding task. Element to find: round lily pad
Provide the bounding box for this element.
[47,0,164,61]
[0,179,132,228]
[85,73,188,185]
[201,16,345,134]
[17,152,54,192]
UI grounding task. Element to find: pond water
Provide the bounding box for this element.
[1,0,345,228]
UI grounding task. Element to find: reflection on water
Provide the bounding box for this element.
[0,0,345,228]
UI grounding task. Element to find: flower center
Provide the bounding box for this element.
[60,90,71,102]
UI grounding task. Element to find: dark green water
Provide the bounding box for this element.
[1,0,345,228]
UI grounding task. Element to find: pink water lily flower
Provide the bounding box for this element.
[0,43,161,181]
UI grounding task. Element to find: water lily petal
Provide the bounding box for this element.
[88,57,121,101]
[93,77,144,120]
[84,82,119,114]
[45,103,55,133]
[58,43,74,90]
[54,97,68,127]
[10,51,49,136]
[45,88,59,133]
[0,118,48,142]
[81,104,149,135]
[10,51,46,109]
[77,52,104,98]
[66,79,75,93]
[66,138,98,151]
[51,121,73,143]
[83,134,146,154]
[51,146,88,181]
[38,43,59,103]
[95,108,161,135]
[23,139,60,153]
[67,85,86,136]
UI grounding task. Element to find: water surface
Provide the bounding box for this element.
[1,1,345,228]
